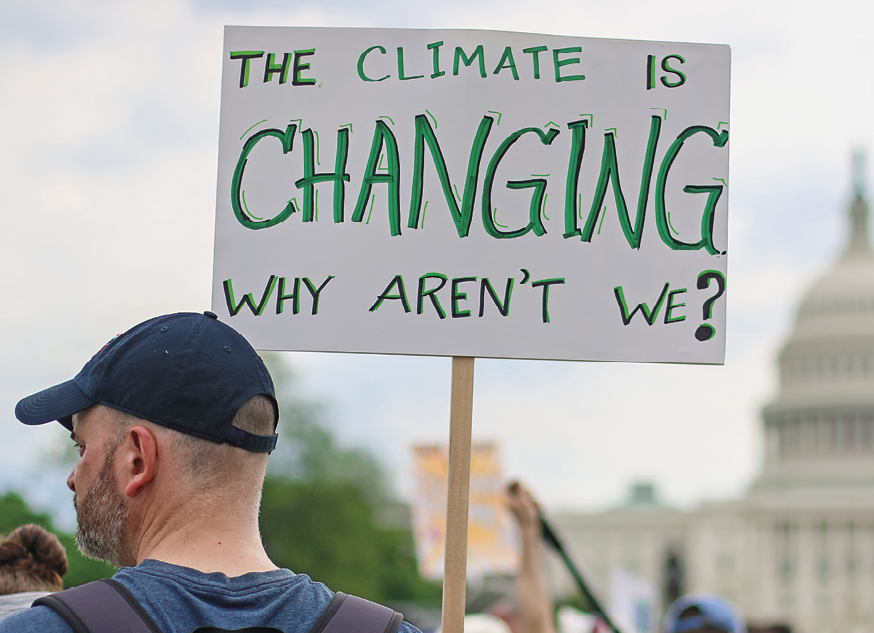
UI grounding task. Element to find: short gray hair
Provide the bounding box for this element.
[105,395,275,484]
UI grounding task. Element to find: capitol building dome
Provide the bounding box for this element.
[756,171,874,489]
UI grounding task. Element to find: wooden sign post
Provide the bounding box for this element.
[442,357,475,633]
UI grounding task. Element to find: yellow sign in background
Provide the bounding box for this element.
[411,442,519,579]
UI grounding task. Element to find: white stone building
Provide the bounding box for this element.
[549,174,874,633]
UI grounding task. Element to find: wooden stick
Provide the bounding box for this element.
[441,356,476,633]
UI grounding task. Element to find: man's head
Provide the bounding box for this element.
[15,312,280,567]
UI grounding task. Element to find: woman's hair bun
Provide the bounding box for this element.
[0,523,68,594]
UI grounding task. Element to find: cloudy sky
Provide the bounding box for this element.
[1,0,870,529]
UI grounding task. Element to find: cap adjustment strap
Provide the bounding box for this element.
[224,426,278,453]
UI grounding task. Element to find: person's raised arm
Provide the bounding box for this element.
[506,482,557,633]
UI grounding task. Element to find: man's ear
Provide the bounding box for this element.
[119,425,158,498]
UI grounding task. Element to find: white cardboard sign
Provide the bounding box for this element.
[211,26,730,363]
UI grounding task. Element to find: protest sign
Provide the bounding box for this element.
[210,26,730,632]
[211,27,730,364]
[411,443,519,579]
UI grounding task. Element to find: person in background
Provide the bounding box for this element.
[0,524,68,621]
[663,594,746,633]
[505,482,558,633]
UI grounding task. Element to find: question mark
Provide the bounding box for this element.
[695,270,726,341]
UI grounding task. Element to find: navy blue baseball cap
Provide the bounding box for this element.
[663,595,745,633]
[15,311,279,453]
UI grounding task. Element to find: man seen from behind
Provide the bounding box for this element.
[1,311,419,633]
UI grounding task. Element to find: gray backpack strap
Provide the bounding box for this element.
[308,592,403,633]
[33,581,399,633]
[32,578,163,633]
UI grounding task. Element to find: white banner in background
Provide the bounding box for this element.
[610,567,656,633]
[212,26,730,363]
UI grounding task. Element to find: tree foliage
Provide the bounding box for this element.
[262,354,390,499]
[259,353,441,604]
[260,479,440,604]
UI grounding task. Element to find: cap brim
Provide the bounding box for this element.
[15,380,96,430]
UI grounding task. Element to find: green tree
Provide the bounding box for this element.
[260,480,439,603]
[0,492,55,535]
[262,353,388,499]
[259,353,441,604]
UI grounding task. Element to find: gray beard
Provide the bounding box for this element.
[74,447,130,567]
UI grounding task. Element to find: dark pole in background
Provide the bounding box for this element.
[539,514,623,633]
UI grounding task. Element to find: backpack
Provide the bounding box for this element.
[32,578,404,633]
